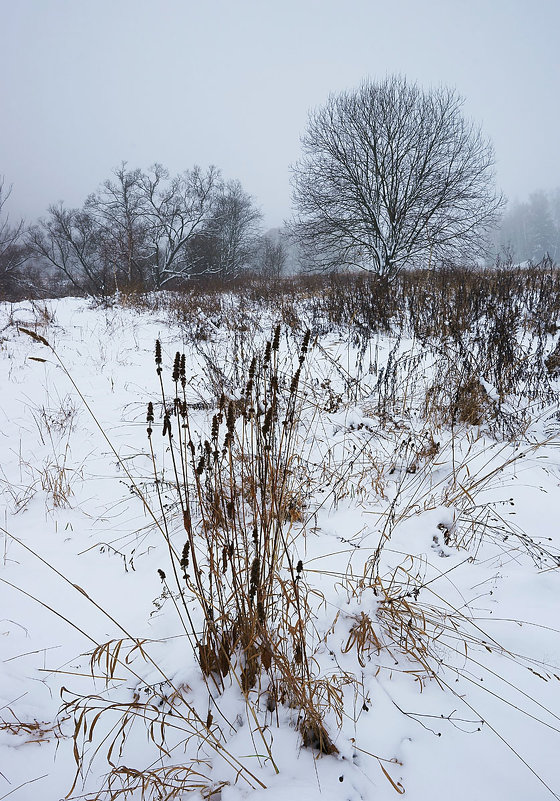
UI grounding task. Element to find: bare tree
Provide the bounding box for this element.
[0,178,28,299]
[185,180,262,279]
[292,76,503,277]
[256,230,287,278]
[138,163,219,288]
[86,164,151,288]
[29,204,114,298]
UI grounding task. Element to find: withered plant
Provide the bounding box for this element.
[142,327,342,755]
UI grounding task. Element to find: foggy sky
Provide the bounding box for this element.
[1,0,559,228]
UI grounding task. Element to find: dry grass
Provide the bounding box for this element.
[7,262,560,799]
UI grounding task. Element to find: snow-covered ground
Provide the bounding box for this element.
[1,296,559,801]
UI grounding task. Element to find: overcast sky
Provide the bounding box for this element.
[1,0,559,228]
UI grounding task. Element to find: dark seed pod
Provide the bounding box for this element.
[226,400,235,434]
[248,356,257,381]
[296,559,303,575]
[180,353,186,387]
[272,324,281,352]
[180,541,190,571]
[158,568,166,582]
[249,557,260,601]
[290,368,301,396]
[155,340,162,374]
[263,340,272,367]
[172,352,181,383]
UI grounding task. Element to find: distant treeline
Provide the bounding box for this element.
[494,188,560,264]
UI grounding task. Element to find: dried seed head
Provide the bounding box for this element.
[248,356,257,381]
[180,541,190,571]
[172,352,181,383]
[158,568,166,582]
[226,401,235,434]
[272,324,281,352]
[146,402,154,437]
[155,340,162,374]
[290,367,301,396]
[211,414,220,442]
[249,557,260,601]
[296,559,303,575]
[262,407,274,436]
[196,456,205,475]
[180,353,186,387]
[299,329,311,364]
[218,392,226,411]
[204,439,212,456]
[263,340,272,367]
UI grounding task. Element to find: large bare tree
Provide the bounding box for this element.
[292,76,503,277]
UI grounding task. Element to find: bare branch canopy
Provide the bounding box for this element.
[291,76,504,276]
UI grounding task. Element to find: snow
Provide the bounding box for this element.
[1,296,559,800]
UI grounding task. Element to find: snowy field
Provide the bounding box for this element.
[1,294,559,801]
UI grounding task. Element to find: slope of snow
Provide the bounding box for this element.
[1,297,559,801]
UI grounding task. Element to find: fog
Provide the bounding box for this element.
[2,0,559,227]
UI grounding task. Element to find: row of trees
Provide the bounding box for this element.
[0,166,288,300]
[4,75,557,301]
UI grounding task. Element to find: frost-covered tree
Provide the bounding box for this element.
[29,163,220,295]
[292,76,503,276]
